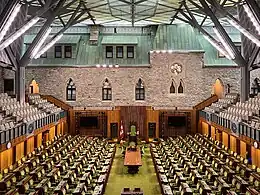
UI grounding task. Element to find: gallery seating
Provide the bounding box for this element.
[0,93,66,145]
[0,134,116,194]
[201,93,260,141]
[150,133,260,194]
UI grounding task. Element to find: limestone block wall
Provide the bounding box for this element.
[25,52,241,108]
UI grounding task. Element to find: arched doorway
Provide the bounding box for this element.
[212,78,224,98]
[29,79,39,94]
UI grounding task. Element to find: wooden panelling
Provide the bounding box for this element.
[146,109,159,138]
[230,135,237,153]
[26,137,34,155]
[251,147,260,167]
[107,109,120,138]
[222,132,228,148]
[37,133,42,148]
[0,119,66,171]
[201,122,208,135]
[56,124,61,135]
[240,141,247,158]
[216,129,222,141]
[75,111,107,136]
[63,121,68,134]
[193,95,218,134]
[211,126,216,139]
[49,126,55,141]
[0,148,12,171]
[15,142,24,162]
[120,106,147,140]
[70,110,76,135]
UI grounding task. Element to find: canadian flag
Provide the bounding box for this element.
[120,120,124,140]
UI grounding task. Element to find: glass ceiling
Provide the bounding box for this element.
[23,0,245,26]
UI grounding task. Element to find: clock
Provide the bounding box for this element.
[253,141,258,149]
[6,142,11,149]
[170,63,182,75]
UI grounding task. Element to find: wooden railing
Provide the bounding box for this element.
[191,95,218,134]
[41,95,73,111]
[193,95,218,111]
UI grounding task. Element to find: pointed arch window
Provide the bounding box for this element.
[66,78,76,101]
[135,78,145,100]
[102,78,112,100]
[178,80,184,93]
[170,80,176,93]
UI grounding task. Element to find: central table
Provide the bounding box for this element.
[124,148,142,174]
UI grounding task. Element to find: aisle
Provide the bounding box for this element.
[104,145,161,195]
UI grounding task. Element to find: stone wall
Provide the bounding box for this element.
[25,52,241,108]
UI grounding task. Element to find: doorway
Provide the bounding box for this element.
[110,123,118,139]
[29,79,39,94]
[212,78,224,98]
[4,79,14,95]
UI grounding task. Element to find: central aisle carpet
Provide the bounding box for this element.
[104,145,161,195]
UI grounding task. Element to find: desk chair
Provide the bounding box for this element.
[133,187,143,195]
[121,187,132,195]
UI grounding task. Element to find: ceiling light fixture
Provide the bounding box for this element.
[213,27,235,59]
[243,4,260,35]
[31,27,52,59]
[0,3,21,43]
[34,32,63,59]
[227,18,260,47]
[203,35,233,60]
[0,17,39,50]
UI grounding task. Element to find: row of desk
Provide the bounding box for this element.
[151,134,260,195]
[0,134,116,194]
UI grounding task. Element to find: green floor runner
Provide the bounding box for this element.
[104,146,161,195]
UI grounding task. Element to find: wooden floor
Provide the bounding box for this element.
[104,145,161,195]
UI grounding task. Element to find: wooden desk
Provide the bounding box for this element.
[124,148,142,173]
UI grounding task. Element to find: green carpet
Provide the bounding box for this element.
[104,146,161,195]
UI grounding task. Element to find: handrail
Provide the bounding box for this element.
[41,95,73,110]
[193,95,218,111]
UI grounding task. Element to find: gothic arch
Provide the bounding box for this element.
[66,78,76,101]
[212,78,224,98]
[170,80,176,93]
[177,79,184,94]
[29,79,39,94]
[102,78,112,100]
[135,78,145,100]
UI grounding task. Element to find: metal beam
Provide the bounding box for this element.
[4,47,17,69]
[20,0,66,67]
[245,0,260,25]
[251,63,260,70]
[249,46,260,70]
[0,60,14,70]
[199,0,246,66]
[131,0,135,26]
[170,3,183,24]
[177,11,219,44]
[240,64,250,102]
[82,2,96,24]
[17,0,66,102]
[0,0,20,39]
